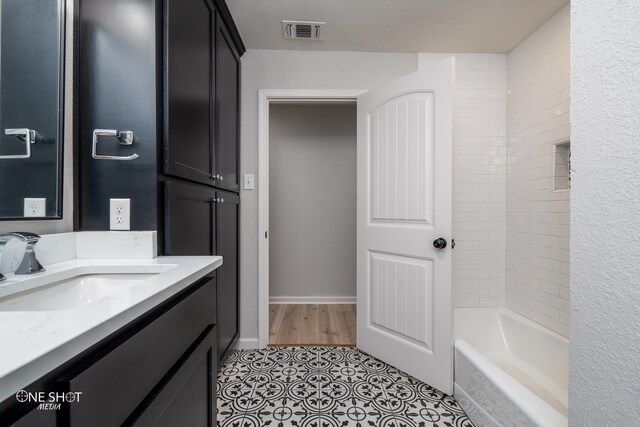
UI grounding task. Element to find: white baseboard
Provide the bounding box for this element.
[234,338,260,350]
[269,296,357,305]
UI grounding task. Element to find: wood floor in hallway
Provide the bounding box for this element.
[269,304,357,346]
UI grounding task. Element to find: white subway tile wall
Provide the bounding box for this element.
[418,53,508,309]
[506,5,570,337]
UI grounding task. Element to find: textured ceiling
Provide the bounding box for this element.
[227,0,569,53]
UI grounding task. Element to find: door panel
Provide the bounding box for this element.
[357,58,454,394]
[214,16,240,192]
[215,189,239,360]
[164,0,214,185]
[371,93,433,224]
[369,251,434,352]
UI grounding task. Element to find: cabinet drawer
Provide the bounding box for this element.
[132,327,216,426]
[67,277,216,426]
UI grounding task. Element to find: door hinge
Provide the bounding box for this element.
[265,231,268,239]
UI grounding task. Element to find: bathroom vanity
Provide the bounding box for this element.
[0,233,222,426]
[75,0,244,367]
[0,0,243,421]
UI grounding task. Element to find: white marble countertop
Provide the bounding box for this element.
[0,255,222,402]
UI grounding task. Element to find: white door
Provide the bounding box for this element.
[357,58,454,394]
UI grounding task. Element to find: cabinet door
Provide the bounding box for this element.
[213,15,240,192]
[164,0,215,186]
[66,278,216,427]
[164,180,215,255]
[214,190,239,360]
[132,328,216,427]
[11,406,56,427]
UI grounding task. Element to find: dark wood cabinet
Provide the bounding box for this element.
[215,190,239,360]
[213,14,240,192]
[132,329,216,427]
[164,180,215,256]
[76,0,244,232]
[164,181,239,361]
[66,277,216,426]
[1,276,217,426]
[164,0,215,186]
[163,0,243,194]
[164,0,241,191]
[11,407,56,427]
[76,0,243,366]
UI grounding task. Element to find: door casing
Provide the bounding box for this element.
[257,89,365,348]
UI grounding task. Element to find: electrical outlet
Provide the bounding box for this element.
[110,198,131,230]
[24,198,46,217]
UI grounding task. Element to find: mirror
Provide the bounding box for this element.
[0,0,65,219]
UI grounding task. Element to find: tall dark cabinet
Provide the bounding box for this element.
[214,190,239,359]
[164,0,215,186]
[76,0,244,363]
[214,15,240,192]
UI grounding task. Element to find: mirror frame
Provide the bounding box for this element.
[0,0,66,221]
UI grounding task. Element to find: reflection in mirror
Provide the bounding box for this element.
[0,0,65,219]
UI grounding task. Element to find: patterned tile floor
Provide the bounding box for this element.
[217,347,474,427]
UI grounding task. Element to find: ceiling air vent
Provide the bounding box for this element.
[282,20,324,40]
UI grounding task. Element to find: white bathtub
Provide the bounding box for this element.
[453,308,568,427]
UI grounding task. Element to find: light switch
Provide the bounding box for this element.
[243,174,255,190]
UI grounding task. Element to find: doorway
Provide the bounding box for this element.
[257,90,364,350]
[257,60,453,393]
[267,102,357,346]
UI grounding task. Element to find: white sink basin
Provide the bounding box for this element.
[0,268,169,312]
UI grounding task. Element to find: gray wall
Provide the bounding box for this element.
[269,103,356,300]
[569,0,640,425]
[0,0,74,234]
[240,49,417,341]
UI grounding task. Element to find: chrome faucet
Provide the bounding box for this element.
[0,232,45,282]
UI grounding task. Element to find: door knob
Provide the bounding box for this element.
[433,238,447,249]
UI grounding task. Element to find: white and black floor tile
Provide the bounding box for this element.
[217,347,474,427]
